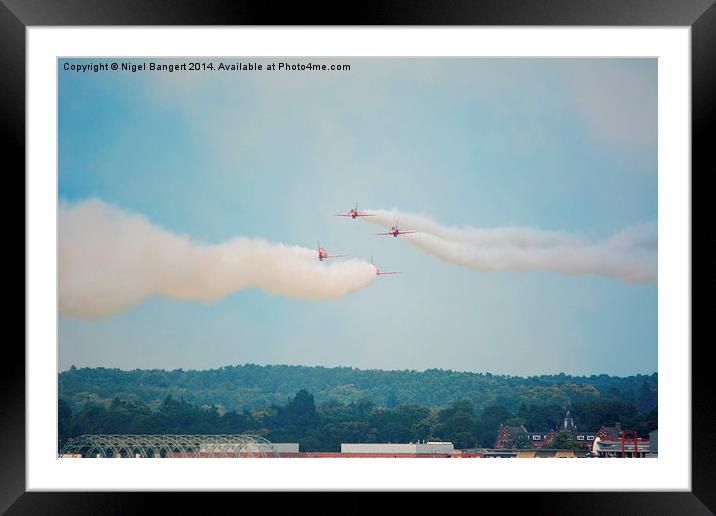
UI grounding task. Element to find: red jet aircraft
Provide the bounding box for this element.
[317,241,347,262]
[375,220,416,238]
[371,256,400,276]
[335,203,375,219]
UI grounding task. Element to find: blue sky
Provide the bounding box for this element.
[58,58,657,376]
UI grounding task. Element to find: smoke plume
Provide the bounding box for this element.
[366,209,656,284]
[59,199,376,318]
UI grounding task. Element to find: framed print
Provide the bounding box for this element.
[7,0,709,512]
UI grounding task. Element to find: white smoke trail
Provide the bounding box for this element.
[59,199,376,319]
[366,209,657,284]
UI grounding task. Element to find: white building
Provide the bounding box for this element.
[341,442,454,455]
[591,437,650,458]
[198,442,299,454]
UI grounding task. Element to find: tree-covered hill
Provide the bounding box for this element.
[58,364,657,415]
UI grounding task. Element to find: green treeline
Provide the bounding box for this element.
[59,364,658,416]
[59,389,658,453]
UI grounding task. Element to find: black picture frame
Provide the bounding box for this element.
[6,0,708,512]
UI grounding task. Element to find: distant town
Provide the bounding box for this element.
[59,365,657,459]
[61,418,657,459]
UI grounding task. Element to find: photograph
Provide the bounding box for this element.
[56,56,659,461]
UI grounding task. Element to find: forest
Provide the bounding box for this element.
[59,364,657,414]
[59,365,658,452]
[59,390,657,452]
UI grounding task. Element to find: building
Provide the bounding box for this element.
[495,424,556,449]
[198,442,299,455]
[492,414,653,458]
[475,448,591,458]
[59,435,485,458]
[340,442,455,456]
[592,436,650,457]
[596,422,623,440]
[60,434,299,458]
[495,410,602,449]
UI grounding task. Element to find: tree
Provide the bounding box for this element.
[549,432,586,450]
[475,405,513,447]
[58,399,72,450]
[353,398,375,419]
[637,381,657,413]
[369,408,412,443]
[513,433,532,449]
[427,399,476,448]
[505,417,524,427]
[284,389,319,428]
[269,390,321,443]
[386,392,398,409]
[321,421,371,451]
[59,364,656,416]
[517,403,562,432]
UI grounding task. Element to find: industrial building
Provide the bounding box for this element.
[466,448,591,458]
[59,433,653,458]
[197,442,299,455]
[591,436,651,458]
[341,442,454,456]
[59,434,290,458]
[59,436,466,458]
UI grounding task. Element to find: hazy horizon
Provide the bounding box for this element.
[57,360,658,380]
